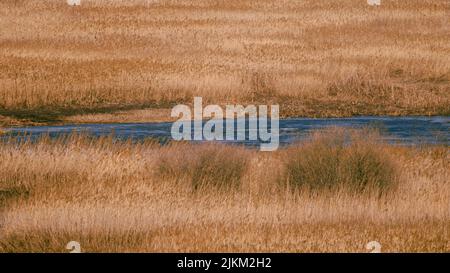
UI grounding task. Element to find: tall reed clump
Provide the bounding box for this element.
[157,144,250,192]
[283,129,398,194]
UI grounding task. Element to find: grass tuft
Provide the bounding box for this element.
[283,129,398,194]
[157,144,249,191]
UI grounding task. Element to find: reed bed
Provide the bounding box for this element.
[0,0,449,125]
[0,130,448,252]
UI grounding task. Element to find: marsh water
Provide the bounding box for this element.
[2,116,449,147]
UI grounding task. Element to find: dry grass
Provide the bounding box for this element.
[283,129,399,194]
[0,130,448,252]
[63,108,175,123]
[0,0,449,125]
[157,144,250,191]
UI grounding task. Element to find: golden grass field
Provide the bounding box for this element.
[0,130,448,252]
[0,0,448,253]
[0,0,449,126]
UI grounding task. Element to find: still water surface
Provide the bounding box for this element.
[3,116,449,147]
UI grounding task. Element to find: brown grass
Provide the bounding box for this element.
[283,129,398,194]
[0,130,448,252]
[157,144,250,191]
[0,0,449,125]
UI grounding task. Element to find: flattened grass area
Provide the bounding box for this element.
[1,0,449,126]
[0,130,448,252]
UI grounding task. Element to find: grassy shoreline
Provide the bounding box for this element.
[1,102,449,128]
[0,130,448,252]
